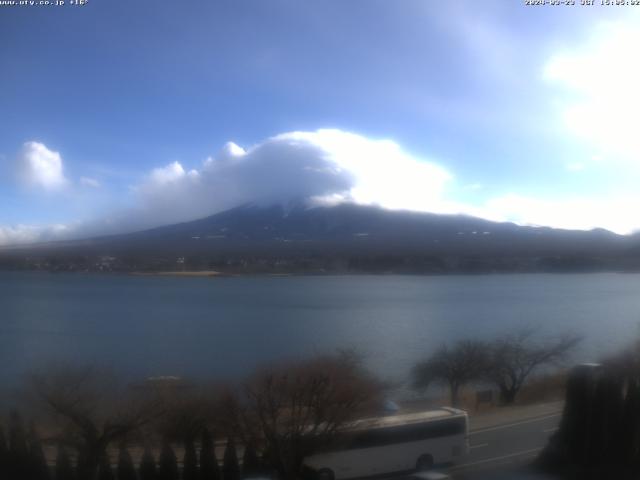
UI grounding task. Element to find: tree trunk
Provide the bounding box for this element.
[450,383,460,407]
[77,439,109,480]
[77,449,101,480]
[499,386,517,405]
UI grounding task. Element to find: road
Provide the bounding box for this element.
[450,411,561,479]
[382,403,564,480]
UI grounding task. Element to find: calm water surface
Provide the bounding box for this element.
[1,272,640,388]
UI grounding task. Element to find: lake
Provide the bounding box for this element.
[1,271,639,390]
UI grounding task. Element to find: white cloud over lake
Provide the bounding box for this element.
[479,194,640,235]
[16,142,68,191]
[2,125,640,247]
[0,223,71,246]
[545,17,640,165]
[0,130,455,244]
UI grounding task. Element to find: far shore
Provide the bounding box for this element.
[130,270,231,277]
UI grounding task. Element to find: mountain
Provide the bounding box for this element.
[2,203,639,274]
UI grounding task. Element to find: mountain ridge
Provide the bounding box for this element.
[1,202,638,274]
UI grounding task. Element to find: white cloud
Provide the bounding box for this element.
[4,129,454,244]
[281,130,452,212]
[80,177,101,188]
[116,129,453,232]
[16,141,68,191]
[565,162,584,172]
[545,18,640,163]
[5,129,639,246]
[0,224,72,246]
[147,161,198,185]
[479,194,640,235]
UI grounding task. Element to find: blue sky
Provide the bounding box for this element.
[1,0,639,244]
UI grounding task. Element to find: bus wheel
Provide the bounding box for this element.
[416,454,434,471]
[317,469,335,480]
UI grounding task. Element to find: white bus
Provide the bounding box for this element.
[303,408,468,480]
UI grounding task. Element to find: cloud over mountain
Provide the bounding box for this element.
[3,126,639,248]
[1,130,455,245]
[120,129,453,233]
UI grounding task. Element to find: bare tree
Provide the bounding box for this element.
[31,366,162,480]
[229,351,384,480]
[412,340,488,407]
[148,381,227,444]
[486,328,581,404]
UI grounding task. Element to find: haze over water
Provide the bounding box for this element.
[2,271,639,390]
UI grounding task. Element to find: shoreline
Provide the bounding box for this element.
[130,270,231,277]
[3,269,640,278]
